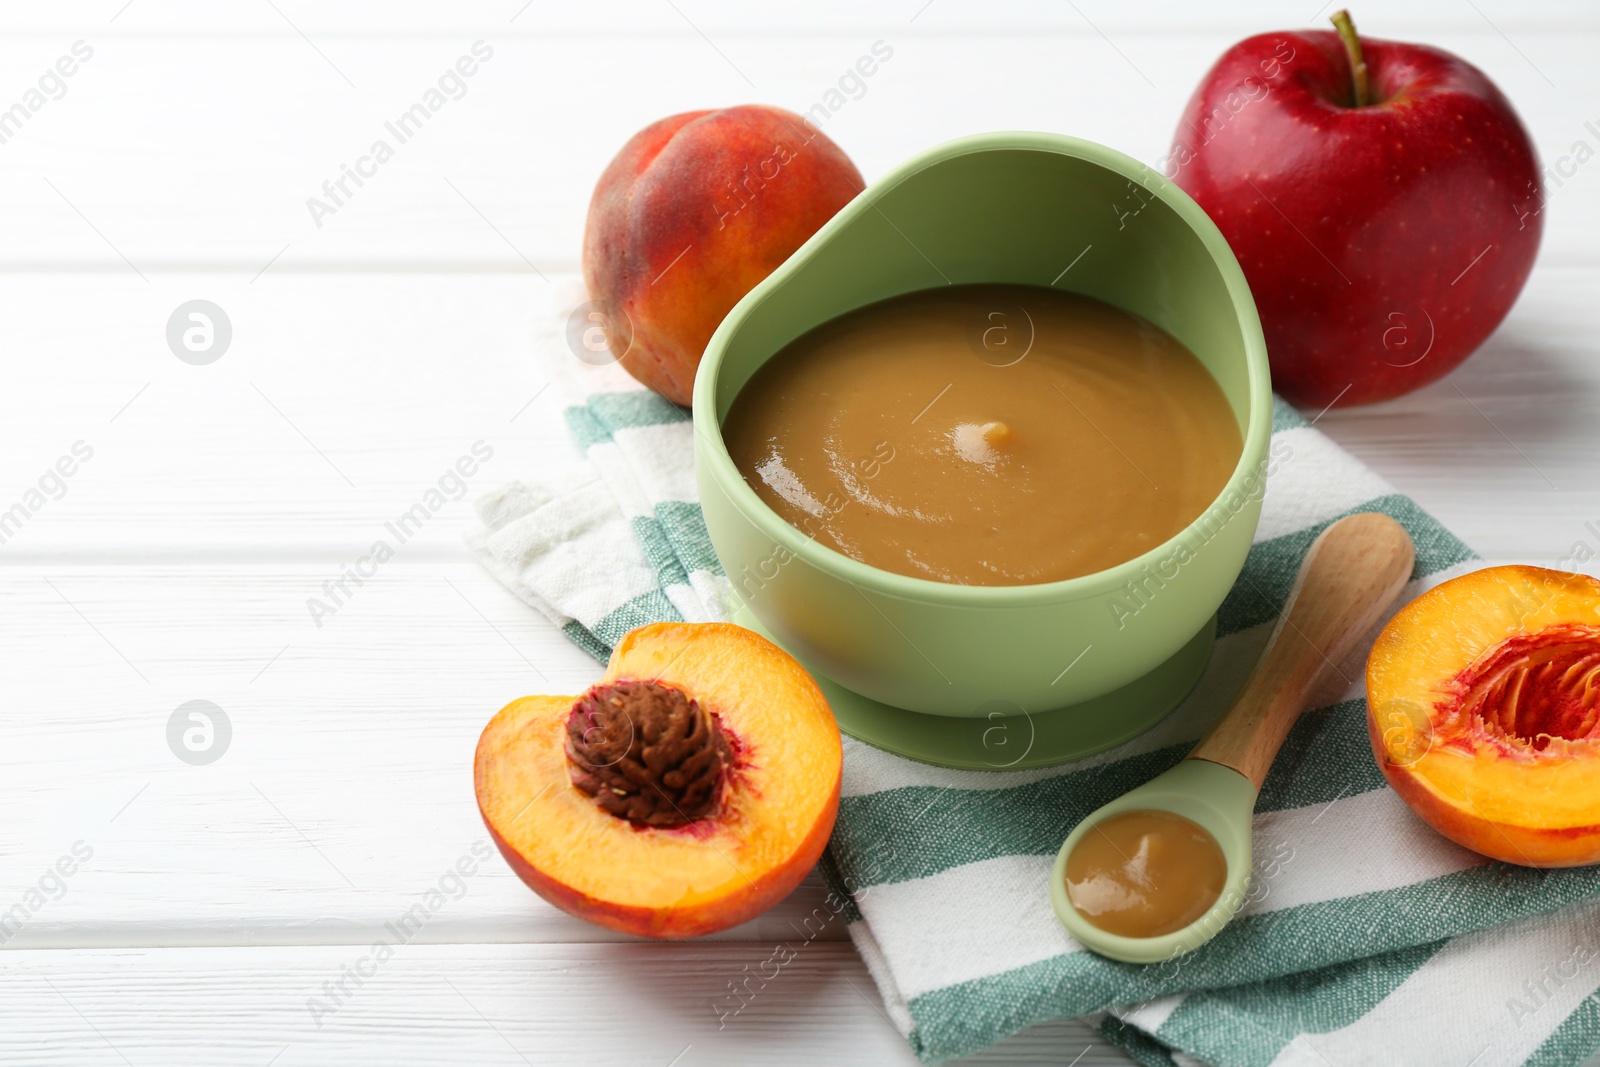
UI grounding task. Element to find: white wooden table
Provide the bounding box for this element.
[3,2,1596,1063]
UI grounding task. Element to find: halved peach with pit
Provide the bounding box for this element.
[474,622,842,938]
[1367,565,1600,867]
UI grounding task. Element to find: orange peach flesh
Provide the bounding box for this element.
[1368,566,1600,866]
[475,623,842,937]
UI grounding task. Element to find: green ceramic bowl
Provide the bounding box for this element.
[693,132,1271,718]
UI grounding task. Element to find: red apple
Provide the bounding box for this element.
[1167,11,1542,408]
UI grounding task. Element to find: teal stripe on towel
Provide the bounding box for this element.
[587,588,684,650]
[1255,699,1388,812]
[1528,994,1600,1067]
[631,515,692,591]
[829,744,1190,886]
[654,500,724,578]
[815,849,865,925]
[831,696,1384,891]
[566,404,612,450]
[561,619,611,664]
[1217,493,1475,637]
[1270,394,1309,434]
[567,391,687,448]
[1157,940,1442,1067]
[589,390,689,433]
[828,695,1426,906]
[907,863,1600,1063]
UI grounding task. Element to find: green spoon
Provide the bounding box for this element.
[1051,512,1416,963]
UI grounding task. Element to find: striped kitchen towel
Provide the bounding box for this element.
[468,278,1600,1067]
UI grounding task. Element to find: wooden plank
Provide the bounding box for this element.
[0,943,1112,1066]
[0,29,1587,270]
[0,559,1579,948]
[0,558,899,947]
[0,274,567,559]
[1,269,1597,561]
[7,0,1595,34]
[1315,266,1600,560]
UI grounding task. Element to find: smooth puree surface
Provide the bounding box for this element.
[1063,809,1227,938]
[722,284,1241,586]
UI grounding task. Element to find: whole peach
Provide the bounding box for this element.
[582,105,863,406]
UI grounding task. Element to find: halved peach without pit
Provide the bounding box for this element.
[474,622,843,938]
[1368,565,1600,867]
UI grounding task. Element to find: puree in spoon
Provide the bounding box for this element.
[1063,809,1227,938]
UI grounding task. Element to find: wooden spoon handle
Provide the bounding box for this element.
[1186,512,1416,789]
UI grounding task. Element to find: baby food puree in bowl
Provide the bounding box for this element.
[693,132,1271,760]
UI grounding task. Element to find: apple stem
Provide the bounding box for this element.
[1330,9,1371,107]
